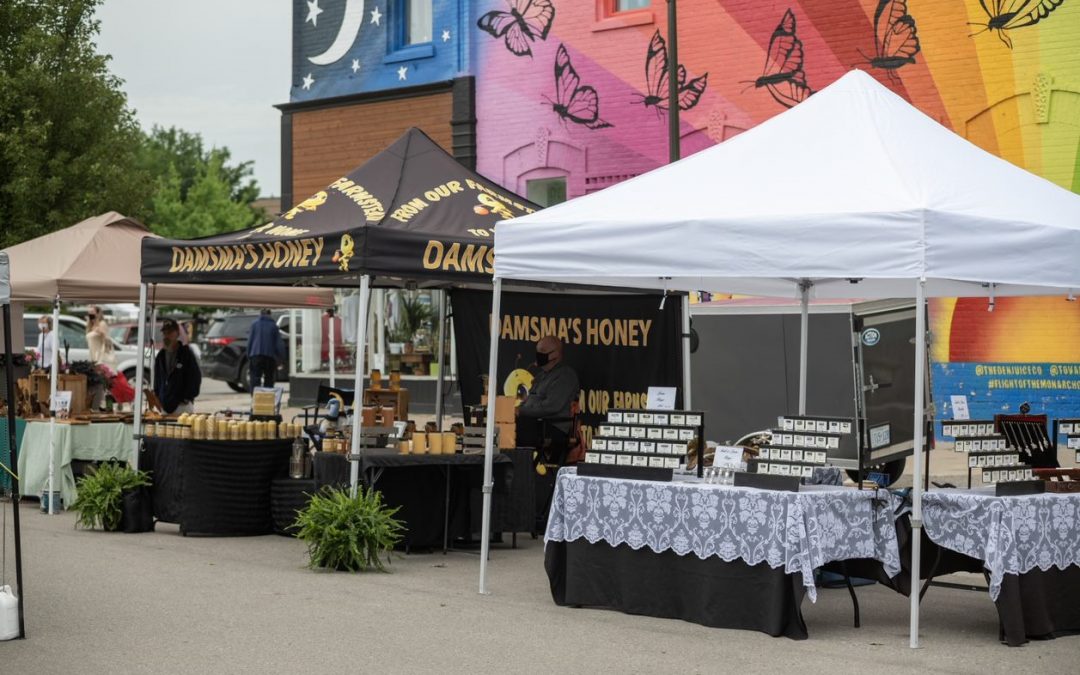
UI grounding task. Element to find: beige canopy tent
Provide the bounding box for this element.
[3,212,335,307]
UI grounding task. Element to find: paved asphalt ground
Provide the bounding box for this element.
[2,381,1077,672]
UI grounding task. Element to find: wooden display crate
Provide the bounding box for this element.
[364,387,408,420]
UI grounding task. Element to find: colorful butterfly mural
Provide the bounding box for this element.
[476,0,555,58]
[971,0,1066,48]
[635,30,708,116]
[754,9,814,109]
[863,0,920,76]
[547,44,613,130]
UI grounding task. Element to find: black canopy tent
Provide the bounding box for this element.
[140,128,542,491]
[142,128,537,286]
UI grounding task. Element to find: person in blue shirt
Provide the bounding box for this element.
[247,309,285,389]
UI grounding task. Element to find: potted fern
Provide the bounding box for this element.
[70,462,153,532]
[294,486,404,572]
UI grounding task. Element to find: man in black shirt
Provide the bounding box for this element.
[517,335,579,462]
[154,319,202,414]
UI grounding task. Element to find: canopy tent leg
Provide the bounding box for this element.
[47,296,59,515]
[347,275,372,497]
[3,304,27,638]
[681,294,692,409]
[131,283,148,471]
[328,305,336,388]
[479,278,503,595]
[798,279,811,415]
[909,278,927,649]
[148,294,158,393]
[434,290,448,431]
[288,310,298,378]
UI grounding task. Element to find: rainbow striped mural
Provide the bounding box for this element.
[472,0,1080,423]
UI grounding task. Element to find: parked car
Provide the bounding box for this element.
[109,320,202,361]
[199,312,292,392]
[24,313,146,385]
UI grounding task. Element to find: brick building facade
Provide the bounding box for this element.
[284,0,1080,423]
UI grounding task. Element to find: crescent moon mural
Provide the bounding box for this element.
[308,0,365,65]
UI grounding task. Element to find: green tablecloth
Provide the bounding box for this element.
[17,421,134,504]
[1,417,25,492]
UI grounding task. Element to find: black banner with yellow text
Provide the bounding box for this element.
[452,290,683,447]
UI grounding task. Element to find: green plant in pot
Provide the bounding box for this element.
[70,462,152,531]
[294,486,404,572]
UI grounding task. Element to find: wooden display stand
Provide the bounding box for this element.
[31,372,88,414]
[364,387,408,421]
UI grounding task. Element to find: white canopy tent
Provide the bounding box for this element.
[480,70,1080,647]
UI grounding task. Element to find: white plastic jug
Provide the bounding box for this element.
[0,585,19,640]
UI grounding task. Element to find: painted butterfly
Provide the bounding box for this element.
[635,30,709,115]
[754,9,814,109]
[863,0,920,74]
[547,44,613,130]
[476,0,555,58]
[971,0,1066,48]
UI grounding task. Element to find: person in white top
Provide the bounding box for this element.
[85,306,115,366]
[36,316,56,370]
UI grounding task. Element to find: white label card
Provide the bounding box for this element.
[713,446,743,469]
[950,395,970,420]
[646,387,677,410]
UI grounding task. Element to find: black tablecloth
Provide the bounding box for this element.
[312,451,515,549]
[142,438,291,536]
[825,512,1080,646]
[545,540,808,639]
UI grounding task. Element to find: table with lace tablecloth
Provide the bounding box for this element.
[543,467,901,639]
[920,488,1080,645]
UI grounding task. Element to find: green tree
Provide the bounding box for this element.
[137,126,261,215]
[147,149,263,239]
[0,0,150,248]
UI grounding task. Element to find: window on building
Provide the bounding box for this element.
[404,0,432,45]
[615,0,650,11]
[527,177,567,207]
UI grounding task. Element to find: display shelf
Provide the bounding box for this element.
[942,416,1034,487]
[750,415,853,480]
[582,408,704,480]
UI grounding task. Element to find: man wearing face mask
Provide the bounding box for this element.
[36,316,56,370]
[516,335,580,460]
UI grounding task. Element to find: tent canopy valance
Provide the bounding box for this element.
[494,70,1080,299]
[3,212,333,308]
[142,128,539,287]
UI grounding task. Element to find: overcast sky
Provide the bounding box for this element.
[96,1,291,197]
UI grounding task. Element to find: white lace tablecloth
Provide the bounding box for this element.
[545,468,901,602]
[922,489,1080,601]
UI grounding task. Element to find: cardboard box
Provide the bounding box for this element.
[479,395,517,423]
[496,422,516,450]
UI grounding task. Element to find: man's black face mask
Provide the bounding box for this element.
[535,350,550,367]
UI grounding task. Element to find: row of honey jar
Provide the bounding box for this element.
[145,415,304,441]
[398,431,459,455]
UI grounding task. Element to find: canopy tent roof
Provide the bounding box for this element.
[3,212,333,307]
[0,252,9,305]
[142,128,539,287]
[495,70,1080,299]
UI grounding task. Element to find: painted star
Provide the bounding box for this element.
[302,73,314,90]
[370,6,381,25]
[351,59,361,74]
[305,0,323,26]
[441,29,451,42]
[397,65,408,81]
